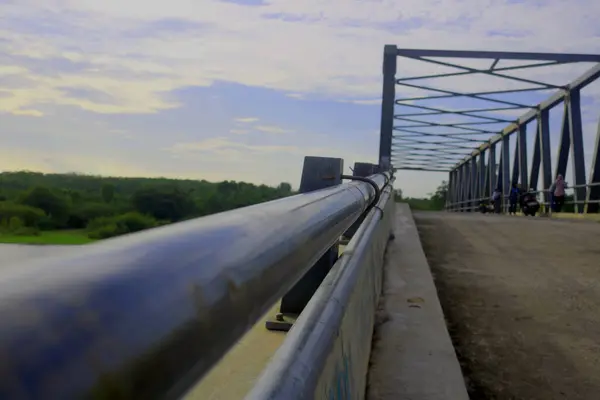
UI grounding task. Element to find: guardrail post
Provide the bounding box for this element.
[342,162,378,242]
[265,156,343,331]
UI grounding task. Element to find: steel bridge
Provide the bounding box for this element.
[1,46,600,400]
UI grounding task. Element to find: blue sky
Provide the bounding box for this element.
[1,0,600,197]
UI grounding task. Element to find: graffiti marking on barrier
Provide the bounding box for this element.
[327,344,353,399]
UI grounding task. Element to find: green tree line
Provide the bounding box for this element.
[395,181,448,211]
[0,171,293,239]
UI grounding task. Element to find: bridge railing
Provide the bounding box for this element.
[0,156,394,400]
[446,182,600,214]
[246,169,394,400]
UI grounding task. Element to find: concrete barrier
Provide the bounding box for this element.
[245,186,394,400]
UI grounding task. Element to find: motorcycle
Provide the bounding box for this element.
[479,200,494,214]
[520,190,540,216]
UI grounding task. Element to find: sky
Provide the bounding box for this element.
[1,0,600,197]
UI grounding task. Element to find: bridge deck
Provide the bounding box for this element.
[415,212,600,400]
[184,303,286,400]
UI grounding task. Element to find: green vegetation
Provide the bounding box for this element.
[395,181,448,211]
[0,171,293,244]
[0,230,94,245]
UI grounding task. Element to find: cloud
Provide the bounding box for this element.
[168,137,303,157]
[4,0,599,115]
[254,125,293,134]
[2,0,600,197]
[234,117,259,123]
[343,99,382,106]
[5,109,44,117]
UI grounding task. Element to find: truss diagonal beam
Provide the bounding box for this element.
[404,55,560,89]
[394,102,516,124]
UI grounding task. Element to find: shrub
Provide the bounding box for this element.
[116,212,157,232]
[38,215,58,230]
[67,203,117,229]
[88,223,121,240]
[12,226,41,236]
[0,202,45,227]
[8,216,23,231]
[18,186,71,226]
[87,212,158,239]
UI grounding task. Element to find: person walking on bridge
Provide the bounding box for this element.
[552,174,567,213]
[492,186,502,214]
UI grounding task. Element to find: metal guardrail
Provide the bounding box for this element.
[246,179,395,400]
[0,163,392,399]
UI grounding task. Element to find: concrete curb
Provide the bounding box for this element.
[366,203,470,400]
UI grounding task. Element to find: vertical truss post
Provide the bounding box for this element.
[453,167,460,211]
[379,45,397,169]
[497,156,503,191]
[555,100,571,180]
[455,168,461,211]
[586,119,600,213]
[539,109,553,205]
[501,134,511,213]
[518,124,528,189]
[452,168,460,211]
[488,143,497,198]
[462,164,469,211]
[449,169,458,211]
[529,117,541,191]
[459,166,466,211]
[470,157,478,211]
[512,139,520,186]
[455,165,460,210]
[479,149,486,200]
[446,170,453,210]
[453,168,460,211]
[567,89,587,213]
[462,164,468,211]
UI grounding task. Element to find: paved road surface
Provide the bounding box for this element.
[415,212,600,400]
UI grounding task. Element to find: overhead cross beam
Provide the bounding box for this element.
[378,45,600,177]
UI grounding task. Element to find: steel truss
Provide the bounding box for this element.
[378,45,600,214]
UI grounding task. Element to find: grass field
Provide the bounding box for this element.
[0,230,95,245]
[551,212,600,221]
